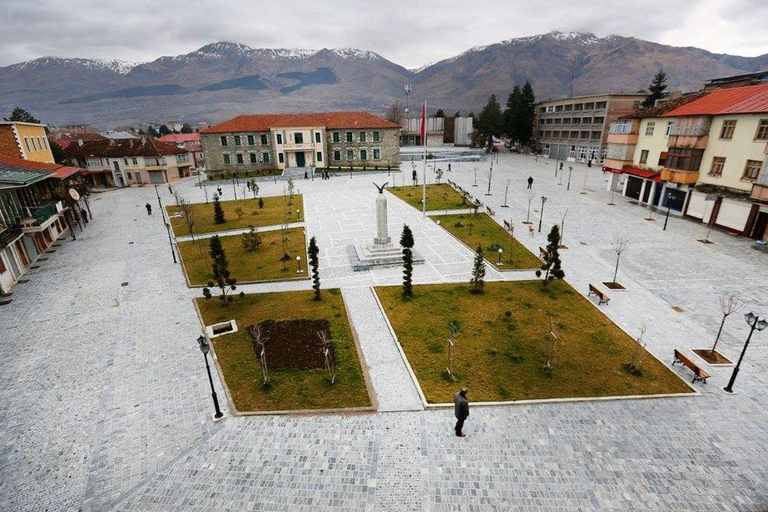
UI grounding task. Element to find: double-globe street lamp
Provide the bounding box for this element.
[723,312,767,393]
[197,335,224,419]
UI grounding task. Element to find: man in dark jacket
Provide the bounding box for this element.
[145,203,152,215]
[454,388,469,437]
[527,176,534,189]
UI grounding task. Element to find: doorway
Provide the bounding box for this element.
[295,152,306,168]
[750,211,768,240]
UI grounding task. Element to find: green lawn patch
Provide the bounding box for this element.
[388,184,468,211]
[167,194,304,236]
[206,169,283,181]
[438,213,541,270]
[376,280,692,403]
[196,289,371,412]
[178,227,307,285]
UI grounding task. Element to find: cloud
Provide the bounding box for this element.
[0,0,765,68]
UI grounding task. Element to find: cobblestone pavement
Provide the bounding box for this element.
[1,154,767,511]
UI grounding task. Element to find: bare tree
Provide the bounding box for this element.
[558,208,569,243]
[711,294,745,355]
[484,165,493,196]
[248,323,269,385]
[385,101,406,124]
[501,178,511,207]
[317,331,336,384]
[628,323,648,372]
[543,316,559,371]
[525,189,535,224]
[446,320,460,381]
[611,235,630,284]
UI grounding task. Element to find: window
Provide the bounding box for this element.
[593,117,604,124]
[223,154,231,165]
[234,135,241,146]
[709,156,726,177]
[132,158,138,165]
[220,136,228,147]
[755,119,768,140]
[562,118,571,124]
[595,101,607,109]
[333,150,341,161]
[276,133,283,144]
[665,147,703,171]
[316,151,323,162]
[247,135,255,145]
[720,120,736,139]
[584,102,595,109]
[545,118,553,125]
[591,131,601,139]
[43,138,49,150]
[86,157,101,167]
[580,131,590,139]
[359,132,366,142]
[260,134,268,145]
[665,121,674,136]
[611,120,633,134]
[360,149,367,160]
[373,131,380,142]
[346,150,354,161]
[373,149,381,160]
[278,153,284,164]
[581,117,592,124]
[346,132,353,142]
[236,153,244,164]
[639,150,649,164]
[333,132,340,143]
[570,130,579,138]
[294,132,303,143]
[262,152,270,163]
[551,131,559,138]
[123,158,129,165]
[573,104,583,111]
[546,106,555,113]
[24,138,31,152]
[250,153,257,164]
[645,122,655,136]
[315,132,321,143]
[743,159,761,181]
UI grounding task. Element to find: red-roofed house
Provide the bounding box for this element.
[658,84,768,239]
[158,133,204,171]
[200,112,400,175]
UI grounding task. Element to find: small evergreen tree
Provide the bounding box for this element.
[258,197,264,209]
[180,123,193,133]
[202,235,241,303]
[241,226,262,252]
[308,236,321,300]
[470,246,486,293]
[4,107,40,123]
[213,194,226,224]
[536,225,565,285]
[520,80,536,145]
[477,94,503,142]
[159,124,172,136]
[642,70,668,108]
[146,126,159,138]
[400,225,414,297]
[434,109,445,117]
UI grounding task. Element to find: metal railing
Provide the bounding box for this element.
[31,204,57,224]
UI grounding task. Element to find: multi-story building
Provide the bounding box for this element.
[604,84,768,239]
[0,121,55,163]
[158,133,205,171]
[535,93,646,164]
[400,116,474,146]
[200,112,400,173]
[65,138,191,187]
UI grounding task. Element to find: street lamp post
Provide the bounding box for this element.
[497,247,503,265]
[197,335,224,419]
[663,192,674,231]
[297,209,301,221]
[554,158,558,177]
[154,185,162,210]
[566,166,573,191]
[724,312,767,393]
[296,255,303,273]
[486,163,493,196]
[538,196,547,233]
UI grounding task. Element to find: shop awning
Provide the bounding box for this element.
[623,167,660,180]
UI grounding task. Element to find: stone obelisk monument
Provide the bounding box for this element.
[374,183,391,245]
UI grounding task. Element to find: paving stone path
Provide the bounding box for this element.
[1,154,767,511]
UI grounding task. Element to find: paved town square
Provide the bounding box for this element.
[1,153,767,511]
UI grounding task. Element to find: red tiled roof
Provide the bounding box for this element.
[158,133,201,143]
[50,166,82,179]
[0,155,60,170]
[620,92,707,120]
[622,167,659,179]
[201,111,400,134]
[64,137,186,158]
[662,84,768,117]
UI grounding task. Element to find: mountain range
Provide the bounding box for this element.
[1,31,766,128]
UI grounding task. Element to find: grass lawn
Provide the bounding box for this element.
[167,194,303,236]
[178,227,307,285]
[376,280,692,403]
[438,213,541,270]
[388,184,468,212]
[196,289,371,412]
[206,169,283,180]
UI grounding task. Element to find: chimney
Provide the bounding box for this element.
[77,138,83,147]
[109,138,115,146]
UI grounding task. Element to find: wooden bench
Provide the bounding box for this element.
[503,220,512,231]
[587,283,610,305]
[486,206,495,216]
[672,349,710,384]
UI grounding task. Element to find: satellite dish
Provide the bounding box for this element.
[69,188,80,201]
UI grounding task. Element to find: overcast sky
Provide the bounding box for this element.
[1,0,766,68]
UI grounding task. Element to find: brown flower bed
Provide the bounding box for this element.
[693,349,732,365]
[253,319,334,370]
[603,281,626,290]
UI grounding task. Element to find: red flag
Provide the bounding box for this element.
[420,101,427,146]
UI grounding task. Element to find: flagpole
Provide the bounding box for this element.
[422,100,427,217]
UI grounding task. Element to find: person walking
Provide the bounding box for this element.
[453,388,469,437]
[448,163,452,172]
[527,176,534,189]
[412,169,418,185]
[168,184,173,194]
[559,162,564,171]
[145,202,152,215]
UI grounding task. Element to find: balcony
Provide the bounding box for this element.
[660,168,700,184]
[281,141,317,151]
[750,158,768,201]
[0,224,23,248]
[606,133,638,145]
[667,134,709,149]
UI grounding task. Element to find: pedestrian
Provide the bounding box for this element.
[168,184,173,194]
[588,159,592,168]
[448,163,452,172]
[217,186,223,196]
[80,208,89,224]
[454,388,469,437]
[304,171,308,179]
[247,181,251,192]
[412,169,417,185]
[559,162,563,171]
[145,202,152,215]
[527,176,533,189]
